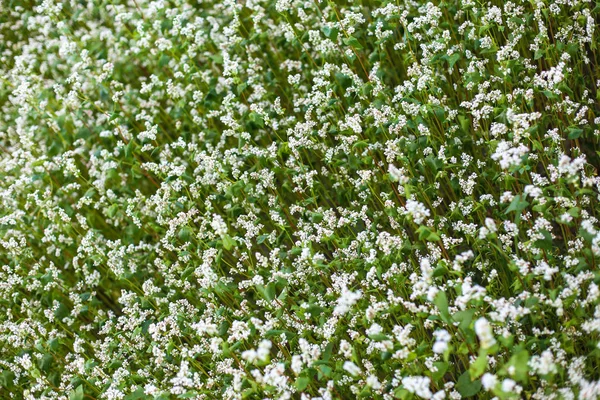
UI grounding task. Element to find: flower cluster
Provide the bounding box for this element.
[1,0,600,399]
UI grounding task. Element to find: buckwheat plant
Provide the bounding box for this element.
[1,0,600,399]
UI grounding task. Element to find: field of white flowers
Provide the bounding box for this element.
[2,0,600,398]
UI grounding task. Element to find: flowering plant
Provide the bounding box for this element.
[1,0,600,399]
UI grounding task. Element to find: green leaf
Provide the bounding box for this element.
[237,83,248,95]
[534,229,553,252]
[0,370,15,389]
[447,53,460,69]
[426,231,440,241]
[181,267,195,280]
[542,90,558,100]
[318,364,332,378]
[310,212,323,223]
[39,353,54,373]
[505,195,529,214]
[343,36,363,50]
[296,376,310,391]
[469,350,488,379]
[178,226,193,242]
[352,141,369,151]
[177,392,198,399]
[322,341,334,362]
[505,349,529,382]
[107,204,119,218]
[321,26,338,41]
[256,282,276,302]
[124,140,134,158]
[222,234,236,251]
[393,388,411,399]
[264,283,276,301]
[48,338,60,351]
[159,54,170,67]
[417,226,430,241]
[124,387,148,400]
[249,112,264,128]
[434,291,451,323]
[534,49,544,60]
[456,371,482,397]
[265,329,296,338]
[416,225,441,242]
[70,385,84,400]
[209,54,223,64]
[453,309,475,332]
[432,263,447,278]
[368,333,390,341]
[432,361,449,381]
[257,234,270,244]
[568,127,583,139]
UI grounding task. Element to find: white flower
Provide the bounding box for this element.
[256,340,272,362]
[491,141,529,169]
[343,361,361,376]
[366,374,382,390]
[402,376,433,399]
[501,378,516,393]
[559,213,573,224]
[291,355,304,374]
[241,349,258,363]
[482,373,498,391]
[211,214,228,237]
[334,287,362,315]
[475,318,496,349]
[431,390,446,400]
[529,350,557,375]
[432,329,451,354]
[389,164,409,184]
[275,0,291,12]
[404,200,431,224]
[366,323,384,337]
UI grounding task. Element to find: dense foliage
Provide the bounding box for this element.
[2,0,600,398]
